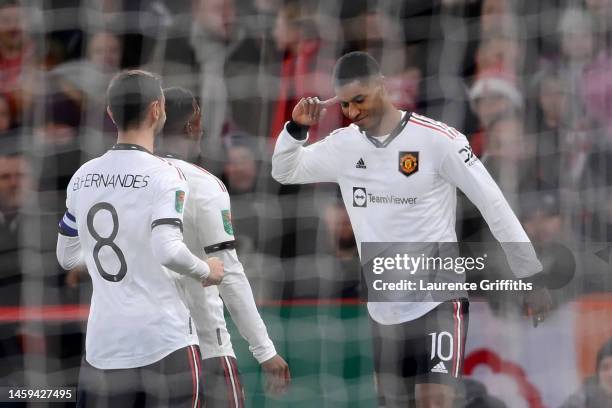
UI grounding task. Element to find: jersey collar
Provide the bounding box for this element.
[364,111,411,148]
[157,152,182,160]
[111,143,153,154]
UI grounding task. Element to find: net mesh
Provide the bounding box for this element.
[1,0,612,406]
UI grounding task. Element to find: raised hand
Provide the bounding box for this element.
[291,96,338,126]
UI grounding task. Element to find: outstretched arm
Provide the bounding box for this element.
[215,247,290,394]
[439,130,552,324]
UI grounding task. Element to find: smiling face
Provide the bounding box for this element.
[335,78,386,133]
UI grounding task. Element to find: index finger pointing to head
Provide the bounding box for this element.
[321,96,339,107]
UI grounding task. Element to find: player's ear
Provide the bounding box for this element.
[368,75,382,92]
[376,77,387,97]
[106,106,116,124]
[151,100,160,120]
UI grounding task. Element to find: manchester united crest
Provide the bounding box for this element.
[398,151,419,177]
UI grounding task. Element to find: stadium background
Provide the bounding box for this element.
[0,0,612,406]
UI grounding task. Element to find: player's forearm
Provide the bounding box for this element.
[480,196,543,278]
[217,249,277,363]
[441,148,542,278]
[453,167,542,277]
[56,234,84,270]
[151,224,210,281]
[271,124,308,184]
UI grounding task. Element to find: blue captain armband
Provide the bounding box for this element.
[58,211,78,237]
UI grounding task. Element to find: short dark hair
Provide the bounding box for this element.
[106,70,162,131]
[162,87,196,135]
[332,51,382,87]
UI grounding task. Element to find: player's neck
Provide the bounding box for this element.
[157,135,197,161]
[116,129,155,153]
[370,106,402,137]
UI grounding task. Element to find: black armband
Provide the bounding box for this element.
[286,121,309,141]
[151,218,183,233]
[204,240,236,254]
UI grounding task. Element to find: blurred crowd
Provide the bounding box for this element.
[0,0,611,393]
[0,0,611,304]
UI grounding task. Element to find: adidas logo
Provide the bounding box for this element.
[356,158,367,169]
[431,362,448,374]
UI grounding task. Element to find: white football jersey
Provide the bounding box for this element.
[272,112,542,324]
[61,144,198,369]
[165,157,276,364]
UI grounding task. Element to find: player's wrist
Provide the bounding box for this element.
[286,121,309,141]
[254,345,278,364]
[520,271,547,289]
[197,260,211,281]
